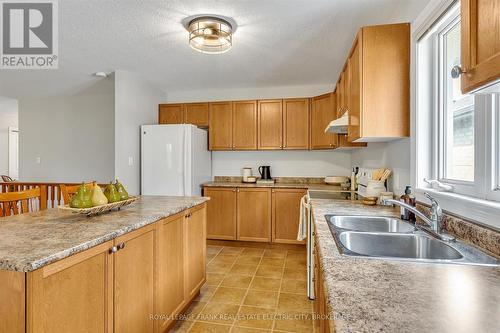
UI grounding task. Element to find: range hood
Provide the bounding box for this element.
[325,112,348,134]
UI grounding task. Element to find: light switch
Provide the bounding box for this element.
[128,156,134,166]
[36,157,41,164]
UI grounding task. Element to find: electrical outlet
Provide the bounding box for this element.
[36,157,41,164]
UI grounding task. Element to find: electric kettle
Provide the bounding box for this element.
[258,166,272,180]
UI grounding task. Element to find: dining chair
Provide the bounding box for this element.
[0,187,42,217]
[1,175,14,182]
[60,182,96,204]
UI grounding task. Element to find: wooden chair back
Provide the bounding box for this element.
[0,187,42,217]
[1,175,13,182]
[60,182,96,204]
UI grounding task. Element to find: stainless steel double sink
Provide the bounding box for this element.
[326,215,499,266]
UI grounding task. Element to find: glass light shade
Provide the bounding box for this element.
[188,16,232,54]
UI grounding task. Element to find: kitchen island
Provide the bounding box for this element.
[311,199,500,333]
[0,196,208,333]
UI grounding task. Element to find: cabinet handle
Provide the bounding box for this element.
[232,189,236,192]
[451,65,466,79]
[109,246,118,254]
[117,242,125,250]
[185,213,191,218]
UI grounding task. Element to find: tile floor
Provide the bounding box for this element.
[171,244,315,333]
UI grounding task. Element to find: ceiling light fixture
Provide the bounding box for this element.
[187,16,233,54]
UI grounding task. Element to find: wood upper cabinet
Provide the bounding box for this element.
[113,225,155,333]
[347,23,410,142]
[27,241,114,333]
[159,104,184,124]
[237,188,272,242]
[204,187,237,240]
[209,102,233,150]
[185,205,206,299]
[258,100,283,149]
[185,103,209,127]
[310,93,338,149]
[272,188,307,244]
[460,0,500,93]
[233,100,258,150]
[283,98,310,149]
[156,212,186,332]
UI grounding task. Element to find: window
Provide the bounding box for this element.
[417,3,500,202]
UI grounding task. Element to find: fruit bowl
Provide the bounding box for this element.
[58,196,139,217]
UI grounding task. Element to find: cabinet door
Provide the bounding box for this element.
[339,71,346,116]
[461,0,500,93]
[157,213,186,332]
[237,188,271,242]
[185,103,209,127]
[348,39,362,142]
[272,188,307,244]
[27,242,114,333]
[283,99,310,149]
[204,187,237,240]
[185,204,207,299]
[114,225,155,333]
[159,104,184,124]
[258,100,283,149]
[310,93,337,149]
[233,100,258,150]
[209,102,233,150]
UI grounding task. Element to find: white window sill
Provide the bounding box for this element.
[415,188,500,231]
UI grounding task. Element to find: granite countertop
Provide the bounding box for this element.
[0,196,208,272]
[202,181,345,191]
[311,199,500,333]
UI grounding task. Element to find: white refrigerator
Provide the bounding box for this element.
[141,124,211,196]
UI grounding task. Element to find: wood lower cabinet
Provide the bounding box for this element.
[27,241,114,333]
[114,225,155,333]
[185,205,207,299]
[4,204,207,333]
[237,188,272,242]
[205,187,237,240]
[233,101,258,150]
[283,98,310,149]
[209,102,233,150]
[311,93,338,149]
[314,236,332,333]
[460,0,500,93]
[272,188,307,244]
[258,100,283,149]
[159,104,184,124]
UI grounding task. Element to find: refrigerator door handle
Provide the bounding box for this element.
[182,127,188,196]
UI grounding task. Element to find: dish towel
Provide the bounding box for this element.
[297,194,309,241]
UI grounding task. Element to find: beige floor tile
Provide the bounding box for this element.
[220,274,253,289]
[211,255,239,266]
[235,306,276,330]
[211,287,247,305]
[249,276,281,292]
[273,311,314,333]
[259,257,285,267]
[183,301,208,321]
[230,264,258,275]
[280,279,307,295]
[243,290,278,309]
[188,321,232,333]
[207,246,223,255]
[241,248,265,257]
[277,293,313,313]
[231,326,270,333]
[195,285,216,302]
[207,273,226,286]
[282,267,306,281]
[198,302,240,324]
[236,256,262,266]
[220,247,244,255]
[255,265,283,279]
[263,249,287,258]
[285,257,307,267]
[286,250,306,258]
[207,261,234,274]
[170,319,194,332]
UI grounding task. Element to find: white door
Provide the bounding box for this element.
[141,125,186,196]
[8,127,18,180]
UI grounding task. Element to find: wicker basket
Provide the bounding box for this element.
[58,196,139,216]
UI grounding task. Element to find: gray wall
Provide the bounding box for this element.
[18,79,115,183]
[0,98,18,176]
[114,70,165,195]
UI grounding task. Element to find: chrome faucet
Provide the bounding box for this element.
[382,193,454,242]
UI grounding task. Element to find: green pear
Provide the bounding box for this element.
[114,179,129,200]
[104,182,121,203]
[69,190,84,208]
[91,184,108,206]
[79,183,94,208]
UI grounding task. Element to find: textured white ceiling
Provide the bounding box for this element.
[0,0,430,99]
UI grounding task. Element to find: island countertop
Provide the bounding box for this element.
[311,199,500,333]
[0,196,208,272]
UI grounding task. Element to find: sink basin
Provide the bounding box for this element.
[338,231,463,260]
[326,215,415,233]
